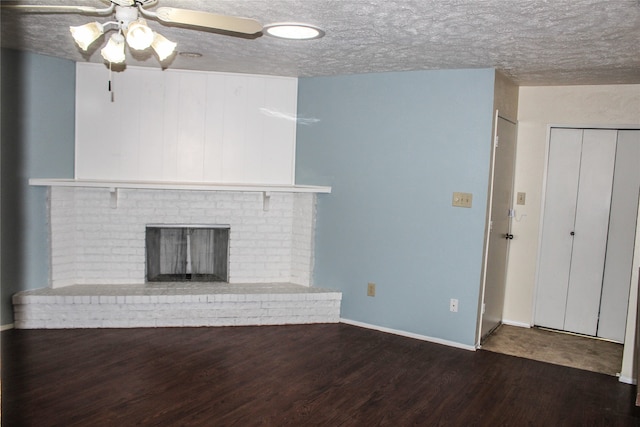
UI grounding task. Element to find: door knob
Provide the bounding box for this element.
[505,234,514,240]
[570,231,575,236]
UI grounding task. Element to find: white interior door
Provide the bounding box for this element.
[563,129,617,335]
[481,116,517,340]
[599,130,640,342]
[534,128,582,330]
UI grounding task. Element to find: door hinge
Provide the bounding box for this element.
[495,136,499,148]
[489,220,493,231]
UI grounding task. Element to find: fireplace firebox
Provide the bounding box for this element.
[146,225,229,282]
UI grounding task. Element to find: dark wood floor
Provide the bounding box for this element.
[3,324,639,426]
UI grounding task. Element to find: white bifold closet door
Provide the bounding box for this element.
[598,130,640,342]
[535,128,617,337]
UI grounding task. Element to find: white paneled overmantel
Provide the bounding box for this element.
[75,63,299,185]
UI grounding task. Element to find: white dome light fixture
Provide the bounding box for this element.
[263,23,325,40]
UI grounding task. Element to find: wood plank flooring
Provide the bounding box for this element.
[2,324,639,426]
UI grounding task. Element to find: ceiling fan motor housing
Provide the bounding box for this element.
[114,5,139,30]
[111,0,158,8]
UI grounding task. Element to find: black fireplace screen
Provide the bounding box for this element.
[146,226,229,282]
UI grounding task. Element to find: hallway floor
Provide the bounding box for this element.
[481,324,623,376]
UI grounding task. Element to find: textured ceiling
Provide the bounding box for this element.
[1,0,639,85]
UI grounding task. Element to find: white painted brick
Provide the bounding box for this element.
[157,318,185,327]
[49,188,317,286]
[134,319,158,328]
[73,320,102,328]
[13,285,342,328]
[232,193,256,202]
[180,318,203,327]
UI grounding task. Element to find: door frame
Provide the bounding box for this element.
[532,124,640,382]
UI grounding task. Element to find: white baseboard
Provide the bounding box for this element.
[501,319,531,328]
[340,318,476,351]
[618,375,636,385]
[1,323,15,331]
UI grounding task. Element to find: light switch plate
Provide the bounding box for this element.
[517,192,526,205]
[367,282,376,297]
[452,192,473,208]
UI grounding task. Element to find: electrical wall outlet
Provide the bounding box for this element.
[452,192,473,208]
[450,298,459,312]
[367,282,376,297]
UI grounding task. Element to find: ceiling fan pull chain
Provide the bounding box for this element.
[108,62,115,103]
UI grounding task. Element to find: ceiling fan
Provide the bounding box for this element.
[1,0,264,64]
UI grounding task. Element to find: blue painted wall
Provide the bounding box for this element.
[296,69,495,346]
[1,49,75,325]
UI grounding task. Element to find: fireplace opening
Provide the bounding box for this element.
[146,225,230,282]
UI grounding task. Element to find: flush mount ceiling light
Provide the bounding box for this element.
[263,23,325,40]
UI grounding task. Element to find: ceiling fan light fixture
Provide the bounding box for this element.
[126,18,154,50]
[15,2,275,68]
[69,22,104,50]
[263,23,325,40]
[101,33,126,63]
[151,32,177,61]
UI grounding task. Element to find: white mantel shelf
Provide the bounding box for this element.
[29,179,332,194]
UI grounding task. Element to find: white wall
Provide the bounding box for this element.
[75,63,298,185]
[503,84,640,378]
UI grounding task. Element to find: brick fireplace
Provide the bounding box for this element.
[13,182,341,328]
[49,186,316,287]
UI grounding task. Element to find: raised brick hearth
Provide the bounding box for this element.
[15,185,341,329]
[13,282,341,329]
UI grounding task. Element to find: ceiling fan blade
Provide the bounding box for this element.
[0,3,114,14]
[154,7,262,35]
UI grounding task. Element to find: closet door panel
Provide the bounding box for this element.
[534,128,582,330]
[564,129,617,335]
[598,130,640,342]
